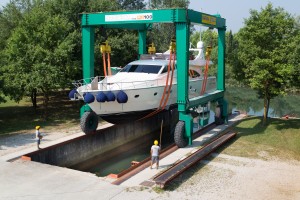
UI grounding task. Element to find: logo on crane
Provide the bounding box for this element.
[202,14,216,26]
[105,13,153,22]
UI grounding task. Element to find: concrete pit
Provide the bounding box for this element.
[22,109,178,176]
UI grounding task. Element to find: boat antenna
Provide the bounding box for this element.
[199,8,203,41]
[200,26,202,41]
[159,119,163,148]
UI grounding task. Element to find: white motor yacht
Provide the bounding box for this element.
[70,41,216,125]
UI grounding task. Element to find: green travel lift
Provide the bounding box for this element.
[80,8,227,147]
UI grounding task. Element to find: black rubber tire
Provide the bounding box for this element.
[215,105,221,118]
[80,111,99,134]
[174,121,188,148]
[215,105,223,125]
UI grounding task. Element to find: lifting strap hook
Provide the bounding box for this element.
[169,39,176,52]
[148,42,156,54]
[205,46,212,58]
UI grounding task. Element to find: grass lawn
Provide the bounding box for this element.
[219,116,300,160]
[0,91,82,135]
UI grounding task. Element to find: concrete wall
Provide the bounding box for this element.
[24,109,178,167]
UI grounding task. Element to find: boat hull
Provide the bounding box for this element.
[80,77,216,117]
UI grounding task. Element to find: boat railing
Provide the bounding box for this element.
[72,76,104,90]
[72,74,177,91]
[99,78,164,90]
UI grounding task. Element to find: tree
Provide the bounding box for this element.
[236,3,299,125]
[190,29,218,76]
[47,0,142,78]
[117,0,145,10]
[0,0,144,108]
[0,0,34,103]
[2,3,76,117]
[289,16,300,90]
[148,0,189,52]
[149,0,188,9]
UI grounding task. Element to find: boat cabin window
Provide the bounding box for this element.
[161,64,177,74]
[189,70,201,78]
[120,64,162,74]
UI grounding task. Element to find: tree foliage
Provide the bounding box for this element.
[149,0,188,9]
[235,3,300,124]
[0,0,33,103]
[2,1,77,117]
[190,29,218,75]
[118,0,145,10]
[148,0,189,52]
[0,0,149,111]
[0,0,124,108]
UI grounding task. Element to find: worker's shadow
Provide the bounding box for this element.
[39,133,51,142]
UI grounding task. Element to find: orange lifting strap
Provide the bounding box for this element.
[102,53,107,76]
[189,69,195,77]
[200,46,212,95]
[138,40,176,121]
[100,40,112,76]
[161,51,175,109]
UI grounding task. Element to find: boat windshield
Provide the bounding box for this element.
[120,64,162,74]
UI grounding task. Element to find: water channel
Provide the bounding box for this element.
[226,86,300,118]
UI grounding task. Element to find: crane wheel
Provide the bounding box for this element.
[174,121,188,148]
[80,111,99,134]
[215,105,224,125]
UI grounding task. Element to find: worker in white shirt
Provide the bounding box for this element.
[150,140,161,169]
[35,126,43,149]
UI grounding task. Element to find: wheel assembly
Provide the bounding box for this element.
[215,105,224,125]
[174,120,188,148]
[80,111,99,134]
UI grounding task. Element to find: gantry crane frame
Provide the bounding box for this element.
[80,8,227,146]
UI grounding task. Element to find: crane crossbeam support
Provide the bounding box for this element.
[81,9,225,29]
[188,90,225,109]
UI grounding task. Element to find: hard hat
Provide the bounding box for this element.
[154,140,158,145]
[35,126,40,130]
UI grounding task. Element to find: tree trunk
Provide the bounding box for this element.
[266,97,270,119]
[31,89,37,109]
[263,94,268,126]
[42,90,49,120]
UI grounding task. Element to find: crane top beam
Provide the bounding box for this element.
[81,8,226,30]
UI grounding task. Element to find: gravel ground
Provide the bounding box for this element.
[115,153,300,200]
